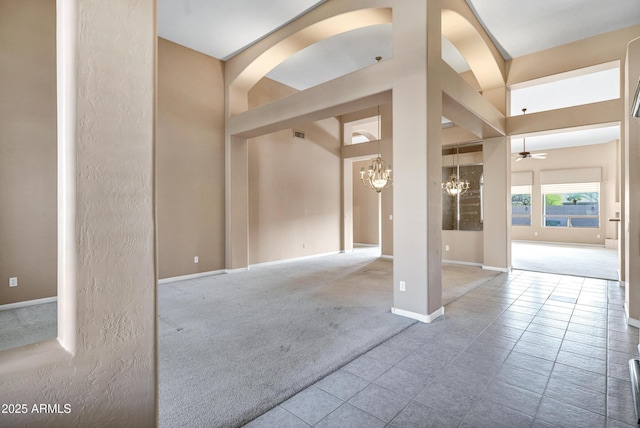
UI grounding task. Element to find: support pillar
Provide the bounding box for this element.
[483,137,512,271]
[391,0,443,322]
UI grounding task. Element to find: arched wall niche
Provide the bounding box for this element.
[227,6,392,116]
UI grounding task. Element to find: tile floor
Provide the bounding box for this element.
[245,270,639,428]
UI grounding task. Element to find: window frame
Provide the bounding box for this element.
[511,185,532,227]
[541,183,600,229]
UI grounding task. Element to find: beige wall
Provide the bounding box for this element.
[511,141,618,245]
[248,77,342,264]
[0,0,57,305]
[157,38,226,279]
[353,160,380,245]
[248,121,342,264]
[442,231,483,264]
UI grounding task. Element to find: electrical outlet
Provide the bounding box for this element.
[194,256,199,264]
[597,234,601,239]
[445,245,450,251]
[389,214,393,220]
[399,281,406,292]
[9,277,17,287]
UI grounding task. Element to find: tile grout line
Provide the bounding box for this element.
[521,274,566,426]
[453,270,543,426]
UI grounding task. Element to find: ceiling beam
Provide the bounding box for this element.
[441,61,506,138]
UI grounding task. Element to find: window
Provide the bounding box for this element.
[512,185,532,226]
[542,183,600,228]
[510,62,620,116]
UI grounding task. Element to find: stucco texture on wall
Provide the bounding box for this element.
[0,0,157,426]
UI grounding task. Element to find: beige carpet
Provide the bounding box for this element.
[158,250,497,427]
[512,241,619,280]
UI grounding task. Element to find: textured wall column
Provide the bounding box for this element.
[482,136,511,271]
[0,0,157,426]
[391,0,443,322]
[625,37,640,326]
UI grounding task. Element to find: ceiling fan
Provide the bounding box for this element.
[514,108,547,161]
[515,138,547,161]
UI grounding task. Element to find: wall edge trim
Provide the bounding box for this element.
[249,251,342,269]
[628,315,640,329]
[0,296,58,311]
[443,259,482,267]
[391,306,444,323]
[482,265,512,272]
[158,270,226,284]
[225,268,250,274]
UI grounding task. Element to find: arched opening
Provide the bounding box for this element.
[441,8,505,92]
[228,8,392,115]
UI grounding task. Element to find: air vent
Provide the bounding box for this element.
[293,130,305,139]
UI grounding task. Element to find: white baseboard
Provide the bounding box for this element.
[381,255,393,260]
[158,269,226,284]
[623,302,640,328]
[628,314,640,329]
[513,240,605,248]
[162,252,347,280]
[627,317,640,328]
[225,267,250,274]
[625,300,630,319]
[250,251,342,269]
[443,260,482,267]
[482,265,512,273]
[443,260,511,273]
[0,296,57,311]
[391,306,444,323]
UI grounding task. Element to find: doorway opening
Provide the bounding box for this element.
[352,158,382,256]
[509,125,621,280]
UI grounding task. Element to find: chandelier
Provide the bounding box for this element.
[442,145,469,197]
[360,82,392,192]
[360,155,392,193]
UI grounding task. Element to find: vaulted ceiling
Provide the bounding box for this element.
[157,0,640,151]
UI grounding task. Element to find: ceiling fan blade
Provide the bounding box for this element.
[515,157,523,162]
